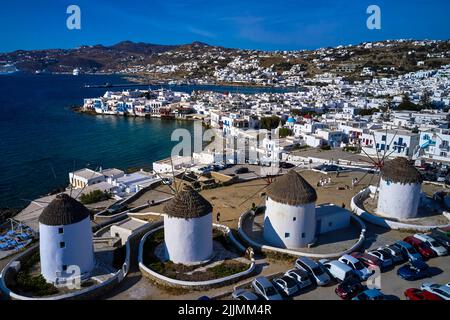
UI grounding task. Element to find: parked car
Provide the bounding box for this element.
[367,249,394,269]
[272,276,299,296]
[319,259,354,282]
[379,245,405,264]
[429,231,450,249]
[279,162,295,169]
[404,288,443,301]
[197,295,211,300]
[338,254,373,281]
[335,276,365,300]
[351,252,383,271]
[284,269,312,290]
[421,282,450,300]
[413,233,448,256]
[352,289,386,300]
[404,236,436,260]
[295,257,331,286]
[251,277,283,300]
[232,289,260,301]
[397,260,431,281]
[393,241,423,262]
[235,167,249,174]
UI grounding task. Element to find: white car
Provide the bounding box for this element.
[319,259,354,282]
[272,276,299,296]
[295,257,331,286]
[338,254,373,281]
[367,249,393,269]
[421,282,450,300]
[251,277,283,300]
[285,269,312,289]
[413,233,448,256]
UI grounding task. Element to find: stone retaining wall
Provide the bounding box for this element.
[138,225,255,290]
[237,209,366,259]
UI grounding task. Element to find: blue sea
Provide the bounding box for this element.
[0,73,300,208]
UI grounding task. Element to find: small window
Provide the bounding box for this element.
[59,242,66,249]
[293,217,296,221]
[62,265,67,271]
[302,233,306,238]
[285,232,290,238]
[58,227,64,234]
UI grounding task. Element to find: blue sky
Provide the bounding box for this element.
[0,0,449,52]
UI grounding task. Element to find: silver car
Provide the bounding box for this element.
[232,289,260,301]
[272,276,299,296]
[421,282,450,300]
[295,257,331,286]
[251,277,283,300]
[285,268,312,289]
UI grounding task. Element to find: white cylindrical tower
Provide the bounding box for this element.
[39,194,94,284]
[163,186,213,265]
[263,170,318,248]
[377,157,423,220]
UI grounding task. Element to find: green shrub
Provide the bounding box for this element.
[79,190,112,205]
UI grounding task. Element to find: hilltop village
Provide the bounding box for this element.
[1,40,450,301]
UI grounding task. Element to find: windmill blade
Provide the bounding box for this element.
[371,131,381,164]
[152,170,177,194]
[150,188,175,196]
[238,185,269,207]
[360,147,378,166]
[175,166,189,192]
[354,168,375,187]
[382,148,397,161]
[234,183,269,188]
[169,156,178,193]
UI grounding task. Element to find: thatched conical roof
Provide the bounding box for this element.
[163,186,212,219]
[266,170,317,206]
[381,157,423,184]
[39,193,91,226]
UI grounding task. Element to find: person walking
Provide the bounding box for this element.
[216,211,221,222]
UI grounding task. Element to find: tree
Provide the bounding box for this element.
[420,90,432,109]
[397,93,421,111]
[260,116,281,130]
[278,127,293,138]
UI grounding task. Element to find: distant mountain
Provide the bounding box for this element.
[0,41,206,74]
[108,41,179,54]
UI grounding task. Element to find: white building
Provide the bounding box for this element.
[361,129,420,158]
[418,129,450,162]
[38,194,94,285]
[377,158,423,220]
[69,168,105,189]
[162,187,213,264]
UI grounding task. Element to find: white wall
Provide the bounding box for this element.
[164,213,213,264]
[39,217,94,284]
[263,198,316,248]
[377,178,421,220]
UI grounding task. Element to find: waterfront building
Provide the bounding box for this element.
[39,194,94,284]
[163,186,213,264]
[377,157,423,220]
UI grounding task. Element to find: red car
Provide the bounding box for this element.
[351,252,383,271]
[404,236,436,260]
[404,288,443,300]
